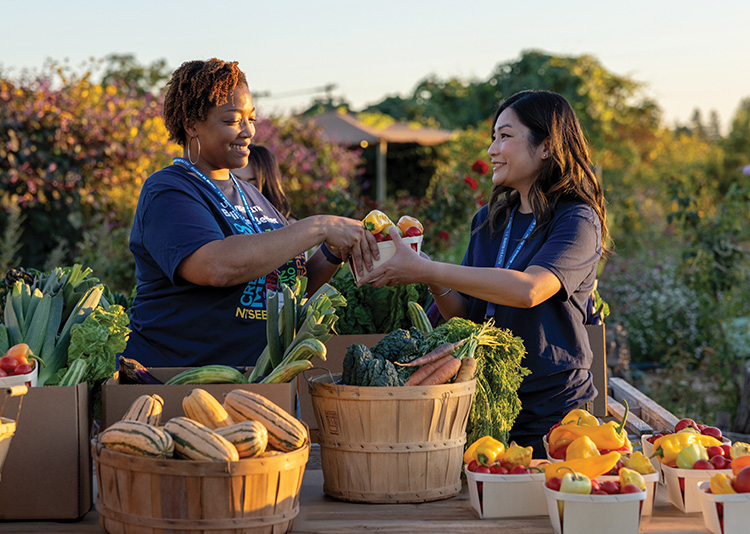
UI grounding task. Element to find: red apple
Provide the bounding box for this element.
[509,465,530,475]
[701,426,723,440]
[707,445,725,458]
[592,490,609,495]
[710,455,728,470]
[546,477,562,491]
[721,444,732,458]
[733,466,750,493]
[620,484,643,494]
[12,363,33,376]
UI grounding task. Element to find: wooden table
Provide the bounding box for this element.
[0,463,712,534]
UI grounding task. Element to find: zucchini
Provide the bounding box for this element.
[408,301,433,333]
[165,365,247,385]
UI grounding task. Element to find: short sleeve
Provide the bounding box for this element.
[528,205,601,299]
[140,187,226,284]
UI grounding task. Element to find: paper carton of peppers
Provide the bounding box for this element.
[464,436,549,518]
[544,404,633,462]
[697,447,750,534]
[349,210,423,283]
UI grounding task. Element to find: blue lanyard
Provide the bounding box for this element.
[174,157,263,234]
[485,206,536,318]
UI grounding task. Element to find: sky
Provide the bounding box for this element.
[2,1,749,133]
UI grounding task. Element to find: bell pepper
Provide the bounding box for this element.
[622,451,656,475]
[561,408,599,427]
[362,209,393,234]
[709,472,737,494]
[619,467,647,491]
[676,443,708,469]
[731,455,750,476]
[548,401,631,453]
[650,432,722,465]
[465,435,506,466]
[501,441,533,469]
[730,441,750,460]
[543,451,621,482]
[565,436,600,460]
[558,467,592,494]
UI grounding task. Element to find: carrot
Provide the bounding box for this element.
[395,339,467,367]
[418,356,462,386]
[404,354,452,386]
[454,356,477,382]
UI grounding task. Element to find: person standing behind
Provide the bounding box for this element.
[123,58,377,369]
[233,144,293,220]
[357,90,611,456]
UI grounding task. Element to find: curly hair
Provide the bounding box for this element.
[163,58,248,146]
[481,90,611,256]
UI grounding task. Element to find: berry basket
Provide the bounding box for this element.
[697,480,750,534]
[662,464,734,513]
[465,460,548,518]
[544,485,646,534]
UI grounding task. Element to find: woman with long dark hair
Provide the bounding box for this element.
[359,90,610,454]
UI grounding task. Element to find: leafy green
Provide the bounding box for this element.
[330,269,429,334]
[341,328,424,386]
[424,317,530,446]
[47,304,130,386]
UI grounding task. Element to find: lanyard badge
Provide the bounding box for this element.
[485,206,536,318]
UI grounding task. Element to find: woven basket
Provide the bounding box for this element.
[309,374,475,503]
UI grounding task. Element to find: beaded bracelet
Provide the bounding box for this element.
[320,242,344,265]
[428,287,452,298]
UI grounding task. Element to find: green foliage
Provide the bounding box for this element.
[329,268,428,334]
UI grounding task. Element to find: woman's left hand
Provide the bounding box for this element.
[357,227,426,287]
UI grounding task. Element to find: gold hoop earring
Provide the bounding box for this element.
[187,136,201,165]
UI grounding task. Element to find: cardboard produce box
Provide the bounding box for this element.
[102,367,297,430]
[298,334,386,433]
[0,382,92,520]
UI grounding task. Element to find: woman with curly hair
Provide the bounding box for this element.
[123,58,377,368]
[359,90,610,455]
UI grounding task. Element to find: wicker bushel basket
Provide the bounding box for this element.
[93,439,309,534]
[309,373,475,503]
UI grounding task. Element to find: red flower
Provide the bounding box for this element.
[476,194,485,207]
[464,175,478,190]
[438,230,450,243]
[472,160,489,175]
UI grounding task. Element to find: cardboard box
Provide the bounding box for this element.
[662,464,733,513]
[465,460,548,518]
[0,383,92,520]
[102,367,297,430]
[544,485,646,534]
[697,480,750,534]
[298,334,386,433]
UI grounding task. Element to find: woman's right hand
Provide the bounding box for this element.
[320,215,380,276]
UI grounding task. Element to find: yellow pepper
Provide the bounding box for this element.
[619,467,647,491]
[549,400,631,453]
[501,441,533,469]
[561,408,599,427]
[650,432,723,465]
[622,451,656,475]
[362,209,393,234]
[565,436,600,460]
[543,451,621,482]
[465,435,506,466]
[709,472,737,494]
[730,441,750,459]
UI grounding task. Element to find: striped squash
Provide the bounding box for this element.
[182,388,234,429]
[164,416,239,461]
[121,394,164,426]
[215,420,268,458]
[98,420,174,458]
[223,389,307,452]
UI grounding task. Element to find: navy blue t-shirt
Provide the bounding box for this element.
[462,200,601,425]
[122,164,306,368]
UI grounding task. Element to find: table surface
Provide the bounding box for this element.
[0,453,714,534]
